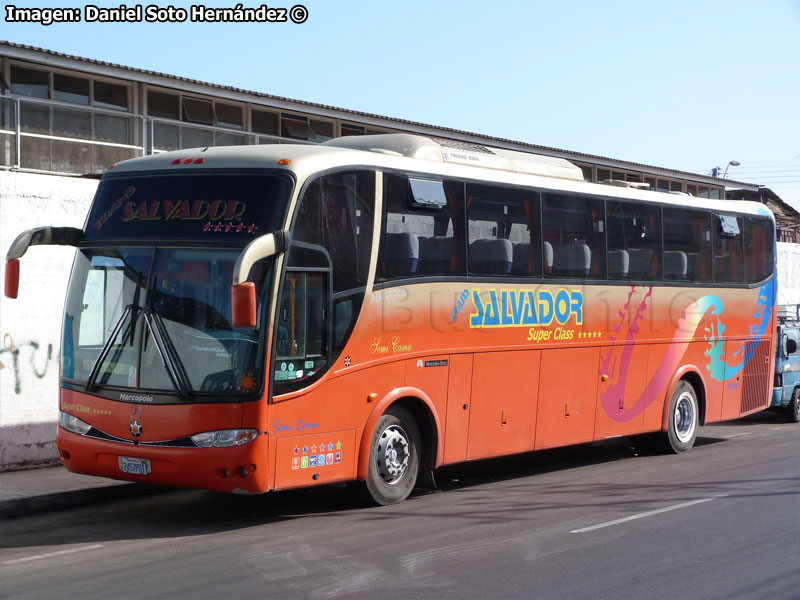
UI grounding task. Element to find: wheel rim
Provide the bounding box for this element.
[376,424,410,485]
[674,391,696,443]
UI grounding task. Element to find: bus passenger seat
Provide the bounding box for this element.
[608,249,630,278]
[419,236,453,275]
[664,251,688,279]
[552,244,591,277]
[626,248,653,279]
[470,239,513,274]
[512,243,530,274]
[383,232,419,277]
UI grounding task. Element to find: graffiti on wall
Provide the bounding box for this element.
[0,333,56,394]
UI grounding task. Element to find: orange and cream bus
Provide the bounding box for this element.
[4,134,777,505]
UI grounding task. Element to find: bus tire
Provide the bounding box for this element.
[363,406,420,506]
[786,388,800,424]
[665,380,699,453]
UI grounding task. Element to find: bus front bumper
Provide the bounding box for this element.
[56,427,271,494]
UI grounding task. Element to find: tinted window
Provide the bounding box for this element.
[663,208,711,282]
[377,174,465,280]
[542,193,605,279]
[713,214,744,283]
[607,201,662,280]
[276,171,375,392]
[744,217,774,283]
[467,184,541,277]
[86,173,292,241]
[291,171,375,295]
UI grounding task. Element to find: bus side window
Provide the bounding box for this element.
[466,184,540,277]
[663,208,711,282]
[744,216,774,283]
[606,201,662,280]
[713,214,744,283]
[542,192,605,279]
[377,174,466,280]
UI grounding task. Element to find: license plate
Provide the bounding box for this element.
[118,456,151,476]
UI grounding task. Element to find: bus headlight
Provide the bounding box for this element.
[190,429,259,448]
[59,411,92,435]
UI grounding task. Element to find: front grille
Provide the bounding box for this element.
[740,340,772,414]
[85,427,195,447]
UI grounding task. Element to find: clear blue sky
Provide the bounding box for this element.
[4,0,800,210]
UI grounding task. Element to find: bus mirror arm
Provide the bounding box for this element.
[232,229,291,286]
[231,230,291,328]
[5,226,83,299]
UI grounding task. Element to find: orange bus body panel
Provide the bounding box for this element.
[467,350,540,459]
[57,277,776,493]
[443,353,473,464]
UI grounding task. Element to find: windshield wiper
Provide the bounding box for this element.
[143,308,192,401]
[85,304,134,392]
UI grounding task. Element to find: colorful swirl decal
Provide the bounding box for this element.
[704,282,774,382]
[599,279,775,422]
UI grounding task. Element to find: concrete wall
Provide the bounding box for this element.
[0,171,97,470]
[777,242,800,307]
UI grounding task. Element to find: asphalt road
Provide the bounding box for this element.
[2,410,798,600]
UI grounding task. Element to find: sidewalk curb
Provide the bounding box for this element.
[1,483,167,519]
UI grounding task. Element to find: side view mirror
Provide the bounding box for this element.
[4,226,82,299]
[4,259,19,299]
[230,229,290,328]
[231,282,257,328]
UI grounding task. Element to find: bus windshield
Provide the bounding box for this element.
[60,170,293,401]
[63,247,273,400]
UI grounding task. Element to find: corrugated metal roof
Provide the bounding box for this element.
[0,40,759,190]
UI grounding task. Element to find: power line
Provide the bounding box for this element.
[727,164,800,169]
[732,169,800,174]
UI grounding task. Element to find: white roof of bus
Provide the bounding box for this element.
[106,134,773,220]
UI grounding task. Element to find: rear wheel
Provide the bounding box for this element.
[666,380,698,453]
[363,407,420,506]
[786,388,800,424]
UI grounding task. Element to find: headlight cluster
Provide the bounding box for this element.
[59,411,91,435]
[190,429,259,448]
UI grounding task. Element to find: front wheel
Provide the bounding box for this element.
[363,407,420,506]
[786,388,800,424]
[666,381,699,453]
